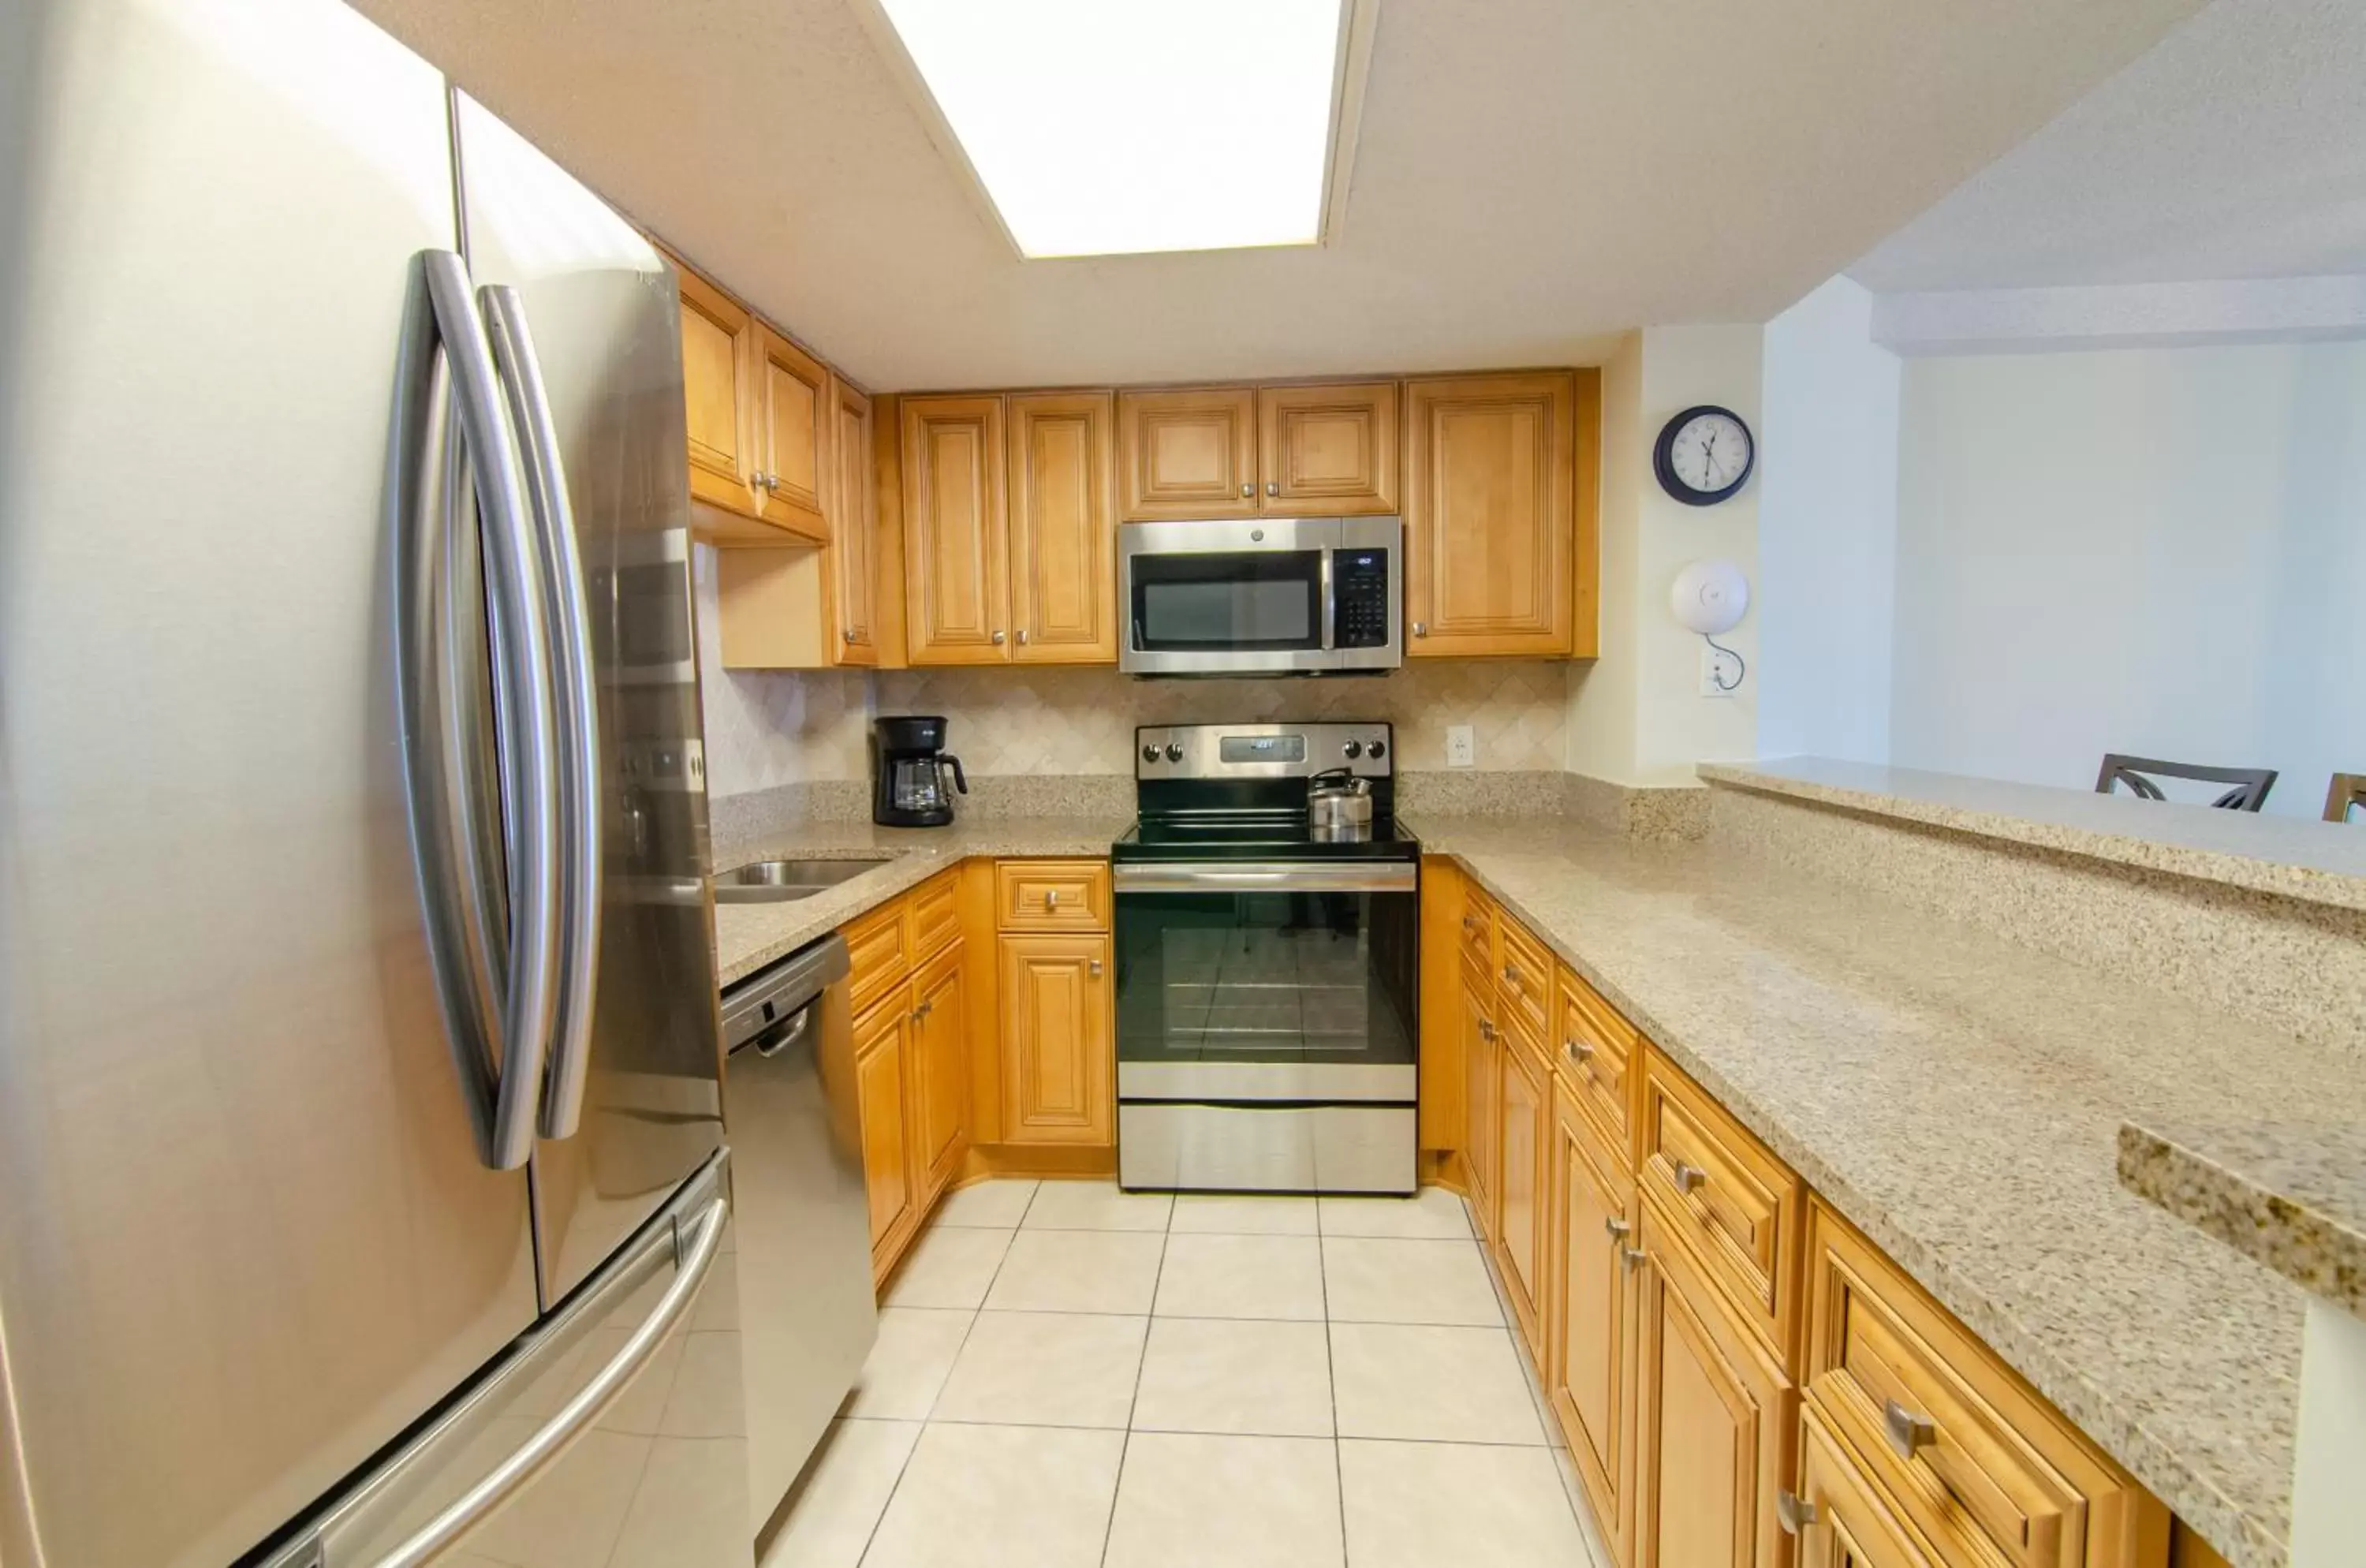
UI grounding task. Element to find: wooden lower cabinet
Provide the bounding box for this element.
[1461,965,1499,1238]
[854,998,917,1277]
[997,932,1113,1146]
[911,937,971,1204]
[1632,1194,1797,1568]
[1495,1027,1551,1355]
[1551,1080,1638,1568]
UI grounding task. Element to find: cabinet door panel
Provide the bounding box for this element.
[756,325,829,539]
[1008,392,1115,663]
[912,939,970,1202]
[1498,1033,1549,1356]
[1461,969,1498,1241]
[1633,1198,1794,1568]
[902,396,1009,664]
[998,934,1113,1145]
[1551,1083,1636,1568]
[1258,381,1398,514]
[830,377,879,664]
[673,260,757,518]
[1403,371,1575,656]
[854,1001,916,1256]
[1796,1404,1940,1568]
[1118,387,1258,520]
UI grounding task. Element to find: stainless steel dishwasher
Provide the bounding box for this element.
[719,933,875,1542]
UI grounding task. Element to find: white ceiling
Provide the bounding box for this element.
[353,0,2204,391]
[1853,0,2366,293]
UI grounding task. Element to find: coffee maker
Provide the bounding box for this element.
[872,715,967,827]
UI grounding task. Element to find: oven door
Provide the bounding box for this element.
[1113,861,1418,1098]
[1120,517,1336,674]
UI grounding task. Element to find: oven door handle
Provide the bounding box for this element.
[1113,862,1417,895]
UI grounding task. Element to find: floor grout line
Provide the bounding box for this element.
[1321,1200,1352,1568]
[1098,1225,1167,1568]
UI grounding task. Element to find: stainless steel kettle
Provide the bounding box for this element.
[1307,768,1374,840]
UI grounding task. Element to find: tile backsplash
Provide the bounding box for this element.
[695,545,1574,797]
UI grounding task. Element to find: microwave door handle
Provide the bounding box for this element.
[1319,550,1335,651]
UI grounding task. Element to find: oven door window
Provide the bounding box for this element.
[1129,551,1323,652]
[1115,890,1416,1066]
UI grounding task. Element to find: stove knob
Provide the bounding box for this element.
[1342,740,1364,760]
[1165,742,1185,763]
[1368,740,1386,760]
[1141,745,1160,763]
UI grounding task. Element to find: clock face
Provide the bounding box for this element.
[1667,410,1751,496]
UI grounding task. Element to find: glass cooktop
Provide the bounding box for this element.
[1114,810,1420,862]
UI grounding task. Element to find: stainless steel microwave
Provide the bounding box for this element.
[1118,516,1402,676]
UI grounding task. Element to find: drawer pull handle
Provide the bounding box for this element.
[1478,1020,1497,1041]
[1775,1491,1819,1536]
[1088,958,1103,978]
[1618,1245,1647,1271]
[1883,1398,1937,1461]
[1671,1160,1707,1193]
[1564,1037,1595,1065]
[1502,962,1520,987]
[1461,914,1479,935]
[1044,888,1060,906]
[1603,1217,1630,1241]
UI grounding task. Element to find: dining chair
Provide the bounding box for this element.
[2095,754,2277,812]
[2327,773,2366,823]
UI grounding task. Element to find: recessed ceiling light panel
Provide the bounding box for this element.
[875,0,1351,259]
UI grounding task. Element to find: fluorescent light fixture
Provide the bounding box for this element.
[875,0,1352,259]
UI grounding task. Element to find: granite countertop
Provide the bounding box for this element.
[1700,757,2366,913]
[1403,813,2357,1568]
[2118,1120,2366,1320]
[708,816,1133,987]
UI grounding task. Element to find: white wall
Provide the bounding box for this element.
[1890,340,2366,818]
[1757,277,1900,761]
[1566,333,1644,781]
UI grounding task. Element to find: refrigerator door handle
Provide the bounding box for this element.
[394,250,563,1171]
[362,1192,728,1568]
[480,283,603,1141]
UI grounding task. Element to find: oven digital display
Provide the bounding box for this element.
[1218,734,1305,764]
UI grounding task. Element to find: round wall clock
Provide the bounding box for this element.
[1654,405,1754,506]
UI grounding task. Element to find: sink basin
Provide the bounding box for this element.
[712,858,888,904]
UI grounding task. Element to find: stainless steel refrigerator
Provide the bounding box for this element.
[0,0,751,1563]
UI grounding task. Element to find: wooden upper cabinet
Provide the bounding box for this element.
[752,325,829,541]
[998,932,1114,1146]
[829,377,879,665]
[1118,386,1260,520]
[1007,393,1116,663]
[1403,371,1577,657]
[1257,381,1398,515]
[901,395,1011,665]
[673,259,759,519]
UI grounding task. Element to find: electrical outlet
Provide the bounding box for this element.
[1446,725,1476,767]
[1700,644,1744,698]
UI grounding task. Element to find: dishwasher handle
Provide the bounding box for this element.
[749,1004,815,1060]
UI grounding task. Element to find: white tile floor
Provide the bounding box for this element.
[762,1181,1611,1568]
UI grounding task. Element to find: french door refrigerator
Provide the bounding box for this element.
[0,0,751,1564]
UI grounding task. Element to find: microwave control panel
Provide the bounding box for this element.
[1332,550,1392,648]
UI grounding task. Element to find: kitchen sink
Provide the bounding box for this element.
[711,857,889,904]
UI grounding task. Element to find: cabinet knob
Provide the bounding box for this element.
[1603,1216,1630,1241]
[843,626,857,643]
[1565,1037,1595,1064]
[1266,482,1278,496]
[1501,962,1521,990]
[1017,629,1030,645]
[1088,958,1103,977]
[1043,888,1060,907]
[1883,1398,1938,1461]
[1412,621,1427,638]
[1460,914,1478,934]
[1671,1160,1708,1193]
[1775,1491,1819,1536]
[991,629,1006,644]
[1618,1245,1647,1271]
[1478,1019,1496,1042]
[1240,482,1253,498]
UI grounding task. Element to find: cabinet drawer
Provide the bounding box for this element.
[845,898,909,1019]
[1638,1049,1801,1358]
[1495,913,1554,1047]
[1802,1200,2166,1568]
[996,860,1110,931]
[1555,965,1639,1165]
[1457,886,1496,979]
[905,868,962,961]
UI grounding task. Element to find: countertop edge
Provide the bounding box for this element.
[2118,1122,2366,1320]
[1422,834,2296,1568]
[1696,763,2366,916]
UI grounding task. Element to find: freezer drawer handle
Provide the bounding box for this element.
[482,284,603,1141]
[365,1193,730,1568]
[393,250,563,1171]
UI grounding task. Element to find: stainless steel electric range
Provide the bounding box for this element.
[1112,722,1418,1194]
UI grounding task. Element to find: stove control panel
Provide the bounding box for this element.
[1134,722,1394,781]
